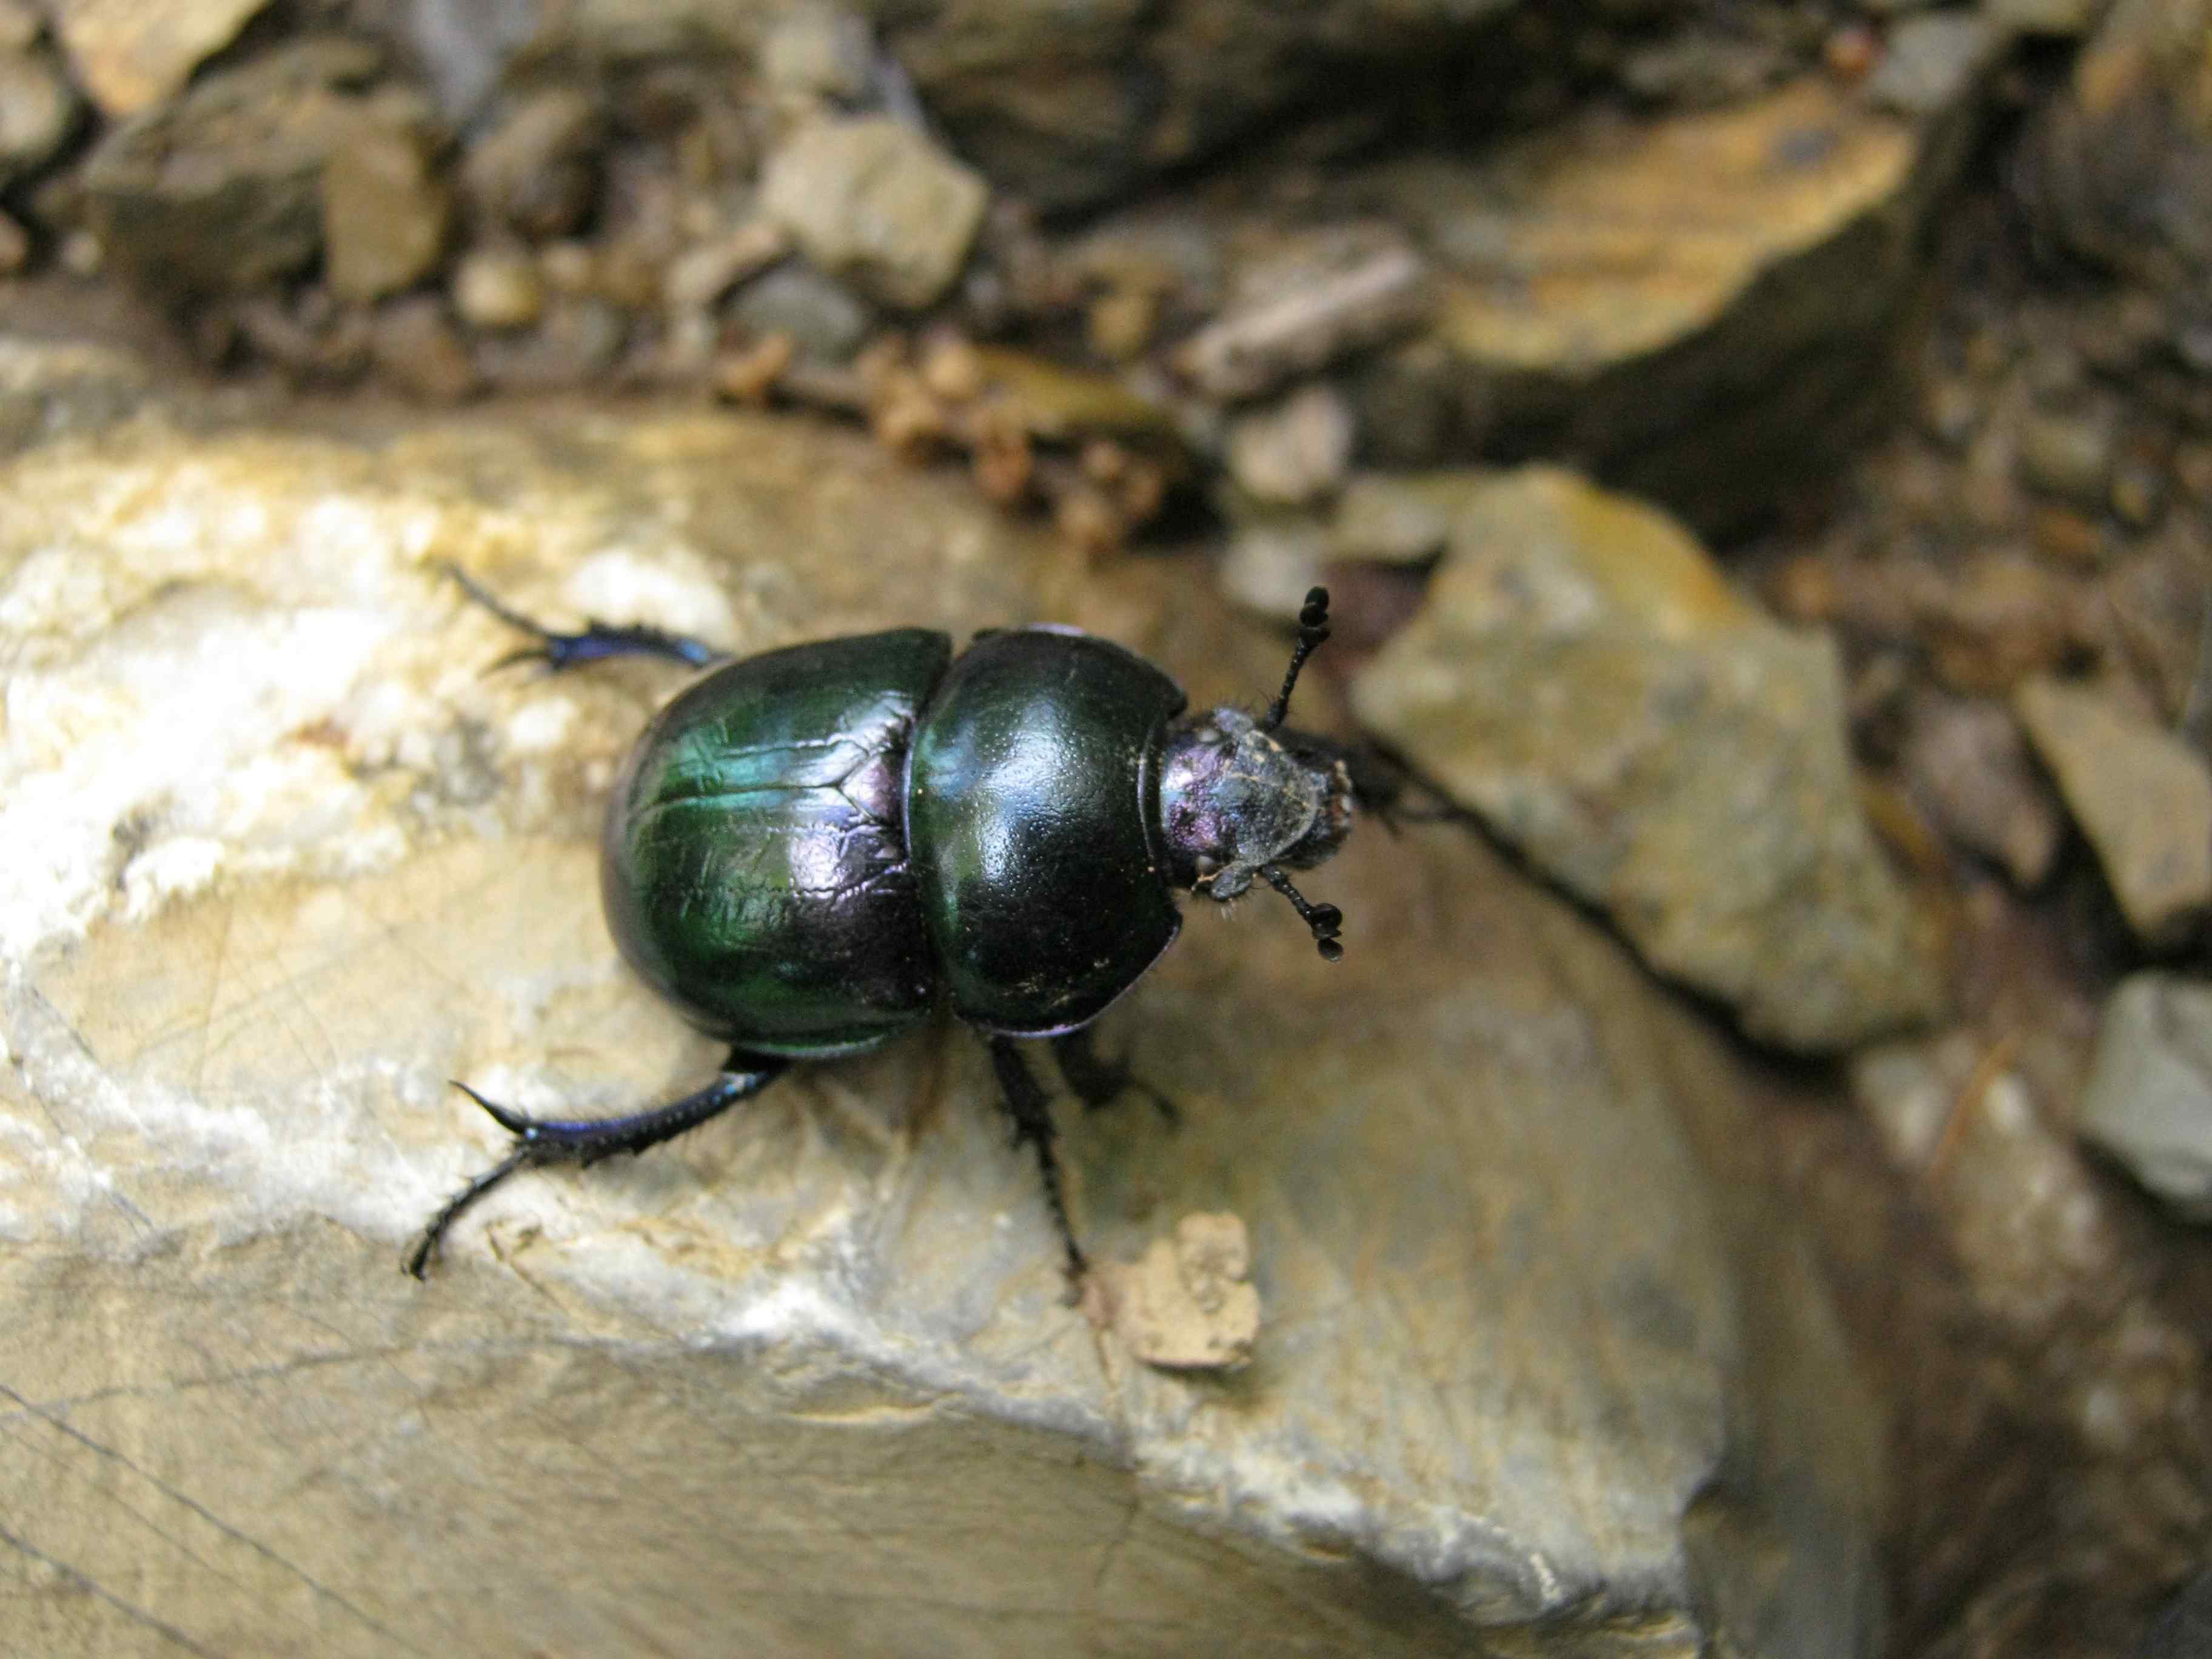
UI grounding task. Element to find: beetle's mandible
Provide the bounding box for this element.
[407,571,1355,1283]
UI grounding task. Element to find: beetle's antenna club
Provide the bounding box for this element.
[1262,588,1332,731]
[1261,863,1344,961]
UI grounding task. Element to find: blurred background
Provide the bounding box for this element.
[1,1,2209,1655]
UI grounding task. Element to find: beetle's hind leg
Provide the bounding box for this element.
[441,561,729,672]
[406,1050,789,1277]
[987,1037,1087,1285]
[1051,1027,1178,1126]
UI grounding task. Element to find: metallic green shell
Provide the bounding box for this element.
[600,629,953,1057]
[907,628,1187,1036]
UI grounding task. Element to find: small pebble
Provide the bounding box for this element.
[1093,1212,1261,1372]
[1054,484,1124,560]
[0,206,27,273]
[58,227,101,276]
[2110,460,2163,529]
[1219,518,1329,622]
[729,262,874,363]
[0,47,74,183]
[1902,694,2062,888]
[2015,675,2212,945]
[2016,407,2115,509]
[661,220,788,312]
[712,332,794,404]
[463,87,603,240]
[474,298,626,390]
[1087,286,1158,361]
[452,248,546,331]
[372,295,480,403]
[919,332,984,403]
[1823,23,1880,80]
[968,402,1033,506]
[1863,12,1999,118]
[2029,505,2104,570]
[759,5,875,102]
[870,369,949,457]
[1919,377,1979,449]
[538,240,596,295]
[321,122,452,303]
[1224,383,1353,507]
[1332,473,1455,564]
[760,116,990,310]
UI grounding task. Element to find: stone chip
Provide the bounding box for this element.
[2080,974,2212,1221]
[760,116,988,311]
[2014,675,2212,945]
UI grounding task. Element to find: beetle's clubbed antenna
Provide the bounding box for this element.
[1261,863,1344,962]
[1262,587,1332,732]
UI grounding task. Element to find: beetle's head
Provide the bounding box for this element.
[1158,589,1354,960]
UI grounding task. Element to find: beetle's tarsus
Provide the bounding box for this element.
[987,1037,1089,1282]
[1051,1027,1179,1127]
[406,1053,789,1278]
[442,561,729,674]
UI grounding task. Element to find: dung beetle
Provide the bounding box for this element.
[407,571,1356,1282]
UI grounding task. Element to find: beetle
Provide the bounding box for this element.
[406,569,1355,1282]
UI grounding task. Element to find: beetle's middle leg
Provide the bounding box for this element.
[406,1048,789,1277]
[1050,1027,1177,1125]
[442,561,729,672]
[987,1037,1087,1283]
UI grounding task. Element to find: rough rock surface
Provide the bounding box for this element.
[0,360,1883,1656]
[513,0,1521,211]
[2023,0,2212,307]
[1352,464,1943,1053]
[1342,76,1971,532]
[2014,675,2212,945]
[79,38,387,292]
[2079,974,2212,1220]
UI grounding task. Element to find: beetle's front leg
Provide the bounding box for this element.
[406,1049,789,1276]
[441,561,729,673]
[986,1037,1087,1286]
[1050,1027,1177,1125]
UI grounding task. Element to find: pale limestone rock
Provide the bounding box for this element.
[1352,465,1943,1052]
[1,381,1883,1656]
